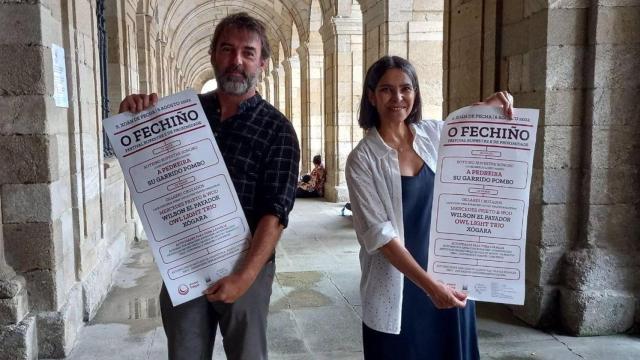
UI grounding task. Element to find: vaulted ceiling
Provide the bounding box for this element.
[155,0,312,86]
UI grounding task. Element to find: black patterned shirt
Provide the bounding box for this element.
[198,91,300,234]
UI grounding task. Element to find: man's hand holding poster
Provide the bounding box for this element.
[103,90,250,306]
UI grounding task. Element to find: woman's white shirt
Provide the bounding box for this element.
[345,119,443,334]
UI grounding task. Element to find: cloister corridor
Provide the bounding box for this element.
[1,0,639,359]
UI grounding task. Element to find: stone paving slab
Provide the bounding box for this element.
[289,305,363,354]
[54,199,640,360]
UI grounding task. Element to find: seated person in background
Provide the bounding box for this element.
[296,155,326,198]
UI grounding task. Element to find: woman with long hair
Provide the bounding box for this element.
[346,55,513,359]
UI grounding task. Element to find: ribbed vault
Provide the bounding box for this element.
[157,0,312,88]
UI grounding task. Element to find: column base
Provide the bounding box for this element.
[560,288,635,336]
[324,185,349,203]
[0,274,25,299]
[560,248,639,335]
[0,315,38,360]
[37,284,84,358]
[0,286,29,326]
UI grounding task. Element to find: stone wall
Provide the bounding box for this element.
[560,0,640,335]
[362,0,444,120]
[0,1,137,358]
[445,0,640,335]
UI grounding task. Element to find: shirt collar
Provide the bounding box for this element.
[212,91,263,114]
[366,123,422,159]
[238,93,262,113]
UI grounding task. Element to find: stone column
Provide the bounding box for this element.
[406,3,444,120]
[0,239,29,328]
[445,0,640,335]
[136,10,157,94]
[282,58,293,120]
[297,42,325,174]
[256,82,265,97]
[264,76,272,105]
[106,0,128,115]
[0,197,34,360]
[297,43,312,172]
[559,1,640,335]
[320,16,363,202]
[363,0,444,119]
[271,68,280,110]
[156,38,168,96]
[277,65,286,113]
[0,2,78,358]
[284,57,302,156]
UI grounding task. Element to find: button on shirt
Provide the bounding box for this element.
[198,91,300,234]
[345,119,443,334]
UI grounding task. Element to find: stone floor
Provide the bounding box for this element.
[58,198,640,359]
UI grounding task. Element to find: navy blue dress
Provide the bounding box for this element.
[362,164,480,360]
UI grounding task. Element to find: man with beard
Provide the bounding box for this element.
[118,12,300,360]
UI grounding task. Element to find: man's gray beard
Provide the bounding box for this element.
[215,69,259,96]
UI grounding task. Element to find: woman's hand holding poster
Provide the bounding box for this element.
[428,106,539,305]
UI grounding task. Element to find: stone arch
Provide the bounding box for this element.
[159,1,295,92]
[193,68,215,93]
[281,0,312,44]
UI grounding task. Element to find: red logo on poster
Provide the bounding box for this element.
[178,284,189,295]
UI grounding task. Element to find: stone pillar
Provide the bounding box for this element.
[264,76,272,105]
[271,68,281,110]
[282,58,293,121]
[560,1,640,335]
[297,42,325,174]
[277,65,286,113]
[284,57,302,158]
[320,16,363,202]
[405,2,444,120]
[297,44,311,172]
[0,197,35,360]
[106,0,128,115]
[156,38,168,96]
[136,10,157,94]
[256,82,265,97]
[443,0,486,112]
[0,1,88,358]
[446,0,640,335]
[445,0,585,332]
[361,0,443,119]
[168,54,176,93]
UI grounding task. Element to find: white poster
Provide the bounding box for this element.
[428,106,539,305]
[103,90,250,306]
[51,44,68,108]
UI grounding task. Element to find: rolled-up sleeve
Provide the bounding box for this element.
[258,121,300,228]
[346,151,398,254]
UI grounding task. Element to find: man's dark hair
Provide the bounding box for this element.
[312,155,322,165]
[209,12,271,61]
[358,56,422,130]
